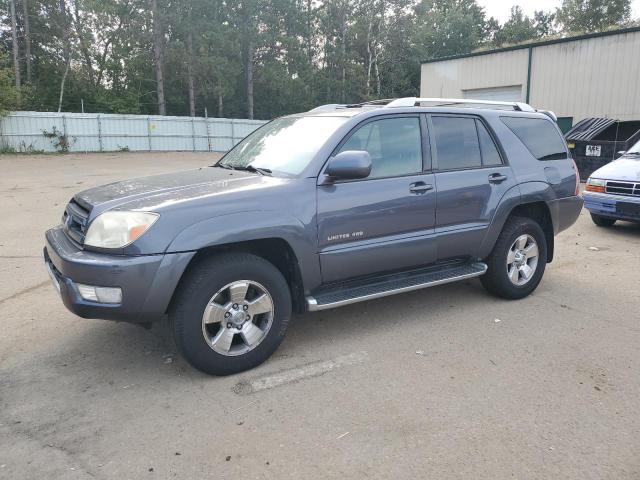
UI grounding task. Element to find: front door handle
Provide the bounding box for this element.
[488,173,508,184]
[409,182,434,194]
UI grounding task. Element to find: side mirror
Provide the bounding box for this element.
[616,150,626,158]
[324,151,372,181]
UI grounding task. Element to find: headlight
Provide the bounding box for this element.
[84,211,159,248]
[585,178,605,193]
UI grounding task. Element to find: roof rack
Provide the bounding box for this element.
[385,97,536,112]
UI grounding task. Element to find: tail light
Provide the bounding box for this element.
[571,157,580,195]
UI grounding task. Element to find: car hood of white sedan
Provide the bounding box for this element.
[591,156,640,182]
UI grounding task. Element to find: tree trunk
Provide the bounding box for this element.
[73,1,95,85]
[218,78,223,117]
[306,0,313,63]
[243,39,254,119]
[187,31,196,117]
[366,18,373,98]
[23,0,32,83]
[9,0,21,91]
[340,3,347,103]
[57,0,70,112]
[151,0,166,115]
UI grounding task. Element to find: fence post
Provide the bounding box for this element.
[191,117,196,151]
[97,114,103,152]
[62,114,68,151]
[205,111,211,152]
[147,116,152,151]
[230,119,235,148]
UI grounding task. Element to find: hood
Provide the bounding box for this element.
[75,167,265,213]
[591,156,640,182]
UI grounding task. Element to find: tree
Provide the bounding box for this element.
[413,0,491,61]
[9,0,21,91]
[151,0,166,115]
[556,0,632,33]
[493,6,538,46]
[0,51,21,115]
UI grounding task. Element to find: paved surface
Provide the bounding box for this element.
[1,152,639,479]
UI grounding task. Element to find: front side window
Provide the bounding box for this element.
[433,116,482,170]
[501,116,567,160]
[338,117,422,179]
[219,116,348,176]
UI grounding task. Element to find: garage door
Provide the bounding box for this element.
[462,85,523,102]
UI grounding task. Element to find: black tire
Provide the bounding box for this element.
[481,216,547,300]
[170,252,291,376]
[590,213,616,227]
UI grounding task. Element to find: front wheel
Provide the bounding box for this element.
[481,216,547,300]
[590,213,616,227]
[170,253,291,376]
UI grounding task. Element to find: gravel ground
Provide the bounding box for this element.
[1,152,639,479]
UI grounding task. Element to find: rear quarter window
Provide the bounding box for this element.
[501,117,567,160]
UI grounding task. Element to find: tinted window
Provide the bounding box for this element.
[476,120,502,166]
[433,117,481,170]
[501,117,567,160]
[339,117,422,178]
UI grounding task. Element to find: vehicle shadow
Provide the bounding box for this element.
[11,270,604,385]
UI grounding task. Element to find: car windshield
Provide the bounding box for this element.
[217,116,348,176]
[625,140,640,155]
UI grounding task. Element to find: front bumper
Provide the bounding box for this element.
[583,192,640,223]
[44,226,195,323]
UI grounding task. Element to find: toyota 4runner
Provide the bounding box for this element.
[44,97,583,375]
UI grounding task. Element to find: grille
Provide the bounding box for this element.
[63,199,90,245]
[605,181,640,197]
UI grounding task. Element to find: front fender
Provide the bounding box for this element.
[166,211,321,292]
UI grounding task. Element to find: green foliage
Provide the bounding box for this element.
[556,0,632,33]
[42,126,74,153]
[0,0,636,119]
[0,51,21,116]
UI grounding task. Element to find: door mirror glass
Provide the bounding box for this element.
[325,151,372,180]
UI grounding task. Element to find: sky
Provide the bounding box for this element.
[477,0,640,23]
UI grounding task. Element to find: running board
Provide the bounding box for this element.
[306,262,487,312]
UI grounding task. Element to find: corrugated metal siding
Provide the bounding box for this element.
[530,31,640,120]
[421,49,528,100]
[420,29,640,121]
[0,112,266,153]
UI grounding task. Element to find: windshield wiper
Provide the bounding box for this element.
[214,163,272,175]
[623,151,640,156]
[233,165,272,176]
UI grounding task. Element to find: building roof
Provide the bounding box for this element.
[421,25,640,65]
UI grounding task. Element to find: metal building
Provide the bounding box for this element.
[420,26,640,132]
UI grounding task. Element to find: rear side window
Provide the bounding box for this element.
[476,120,503,166]
[501,117,567,160]
[433,117,482,169]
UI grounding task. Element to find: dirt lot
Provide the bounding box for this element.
[1,152,639,479]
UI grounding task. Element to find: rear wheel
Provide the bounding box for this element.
[170,253,291,376]
[590,213,616,227]
[481,216,547,300]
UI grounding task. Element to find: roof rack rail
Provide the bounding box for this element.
[385,97,536,112]
[308,104,347,112]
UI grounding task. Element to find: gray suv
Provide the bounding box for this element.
[44,98,583,375]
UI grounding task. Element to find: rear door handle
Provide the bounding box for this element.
[409,182,433,194]
[488,173,508,184]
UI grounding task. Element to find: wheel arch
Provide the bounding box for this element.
[168,237,307,314]
[482,200,554,263]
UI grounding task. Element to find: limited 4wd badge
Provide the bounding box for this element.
[327,231,364,242]
[586,145,601,157]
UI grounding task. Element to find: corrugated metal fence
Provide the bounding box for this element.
[0,111,267,153]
